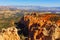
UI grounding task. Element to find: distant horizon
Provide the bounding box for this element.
[0,5,60,7]
[0,0,60,7]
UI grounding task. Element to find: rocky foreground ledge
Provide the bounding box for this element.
[0,26,20,40]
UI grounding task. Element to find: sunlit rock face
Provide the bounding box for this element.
[23,13,60,40]
[0,27,20,40]
[15,13,60,40]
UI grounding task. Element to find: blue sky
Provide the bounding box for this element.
[0,0,60,7]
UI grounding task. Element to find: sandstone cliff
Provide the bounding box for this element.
[15,13,60,40]
[0,26,20,40]
[23,13,60,40]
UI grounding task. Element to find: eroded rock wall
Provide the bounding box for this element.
[0,27,20,40]
[23,13,60,40]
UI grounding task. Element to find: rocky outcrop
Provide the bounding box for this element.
[0,26,20,40]
[23,13,60,40]
[16,13,60,40]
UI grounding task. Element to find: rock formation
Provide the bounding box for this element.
[16,13,60,40]
[24,13,60,40]
[0,26,20,40]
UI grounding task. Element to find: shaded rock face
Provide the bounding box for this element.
[15,13,60,40]
[0,27,20,40]
[15,22,28,37]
